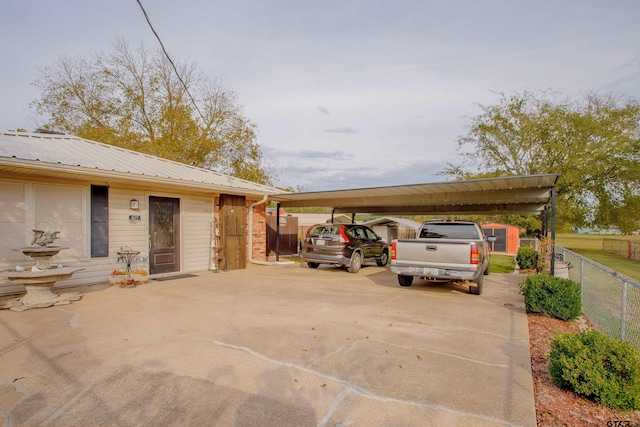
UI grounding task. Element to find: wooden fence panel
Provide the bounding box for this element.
[267,215,299,256]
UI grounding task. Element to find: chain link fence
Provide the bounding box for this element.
[602,238,640,262]
[556,246,640,351]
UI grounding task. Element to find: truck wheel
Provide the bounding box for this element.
[347,252,362,273]
[376,250,389,266]
[398,275,413,287]
[307,262,320,269]
[469,274,483,295]
[484,260,490,275]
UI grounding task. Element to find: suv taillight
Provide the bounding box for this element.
[391,241,396,260]
[470,244,480,265]
[339,225,349,243]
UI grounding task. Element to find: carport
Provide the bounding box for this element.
[270,174,560,271]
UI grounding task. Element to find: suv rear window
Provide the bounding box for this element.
[308,225,341,235]
[419,223,480,239]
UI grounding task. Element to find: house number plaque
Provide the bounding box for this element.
[129,215,141,221]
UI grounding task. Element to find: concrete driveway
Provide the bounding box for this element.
[0,264,536,426]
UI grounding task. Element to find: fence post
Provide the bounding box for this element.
[580,259,584,301]
[621,281,627,340]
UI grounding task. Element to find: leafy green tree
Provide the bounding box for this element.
[446,90,640,233]
[31,39,275,185]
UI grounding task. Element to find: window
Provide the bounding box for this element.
[419,223,479,239]
[364,228,378,240]
[91,185,109,257]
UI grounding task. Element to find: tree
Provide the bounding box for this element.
[445,90,640,233]
[31,40,275,185]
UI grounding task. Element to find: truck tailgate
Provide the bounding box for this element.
[394,239,475,266]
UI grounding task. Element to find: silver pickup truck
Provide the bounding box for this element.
[390,220,492,295]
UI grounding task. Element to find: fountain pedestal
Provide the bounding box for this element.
[7,267,83,306]
[1,236,83,311]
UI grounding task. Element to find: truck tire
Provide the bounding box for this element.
[398,275,413,287]
[347,252,362,273]
[469,273,483,295]
[376,250,389,266]
[484,260,490,275]
[307,262,320,269]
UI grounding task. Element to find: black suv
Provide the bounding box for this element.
[301,223,389,273]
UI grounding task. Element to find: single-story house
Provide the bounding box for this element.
[362,217,422,242]
[482,222,521,255]
[0,131,282,296]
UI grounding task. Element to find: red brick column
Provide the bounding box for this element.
[246,200,267,262]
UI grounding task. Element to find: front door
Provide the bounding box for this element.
[149,196,180,274]
[219,194,246,270]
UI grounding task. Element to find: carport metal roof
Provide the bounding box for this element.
[271,174,559,215]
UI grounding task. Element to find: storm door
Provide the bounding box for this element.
[149,196,180,274]
[219,194,246,270]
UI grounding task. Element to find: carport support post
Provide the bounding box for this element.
[550,188,556,276]
[276,202,281,262]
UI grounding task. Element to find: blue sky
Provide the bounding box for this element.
[1,1,639,190]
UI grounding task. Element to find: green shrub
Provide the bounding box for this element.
[548,329,640,410]
[519,274,581,321]
[516,246,538,270]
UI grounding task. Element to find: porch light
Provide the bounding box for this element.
[130,199,140,210]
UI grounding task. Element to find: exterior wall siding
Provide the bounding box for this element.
[183,195,214,272]
[0,178,104,294]
[110,189,149,259]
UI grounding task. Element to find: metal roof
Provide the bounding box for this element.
[271,174,560,215]
[0,132,281,196]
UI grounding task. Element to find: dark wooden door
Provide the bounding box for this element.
[220,194,246,270]
[149,196,180,274]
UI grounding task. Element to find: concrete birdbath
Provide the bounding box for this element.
[1,230,83,312]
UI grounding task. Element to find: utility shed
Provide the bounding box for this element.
[482,222,521,255]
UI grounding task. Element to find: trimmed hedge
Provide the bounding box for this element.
[516,246,538,270]
[519,274,581,321]
[549,329,640,410]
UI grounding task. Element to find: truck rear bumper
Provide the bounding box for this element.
[390,265,478,281]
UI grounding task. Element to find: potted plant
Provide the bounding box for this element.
[109,269,127,286]
[131,268,149,284]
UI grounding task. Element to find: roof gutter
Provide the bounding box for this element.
[248,195,294,266]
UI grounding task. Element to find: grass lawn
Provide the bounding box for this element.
[490,254,516,273]
[555,233,640,282]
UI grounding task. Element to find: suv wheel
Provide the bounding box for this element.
[376,250,389,266]
[307,262,320,269]
[347,252,362,273]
